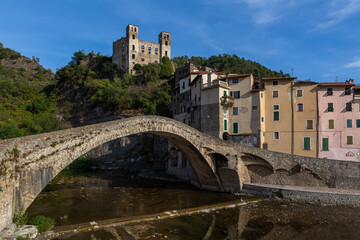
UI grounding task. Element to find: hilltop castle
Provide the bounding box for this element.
[112,24,171,73]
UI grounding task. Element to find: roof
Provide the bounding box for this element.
[190,71,210,74]
[215,74,252,81]
[262,77,296,81]
[317,82,354,87]
[189,75,202,86]
[295,80,317,85]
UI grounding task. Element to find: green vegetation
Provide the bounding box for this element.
[28,215,54,233]
[172,54,290,79]
[55,50,172,117]
[67,156,98,170]
[13,208,28,227]
[276,189,284,198]
[0,43,61,140]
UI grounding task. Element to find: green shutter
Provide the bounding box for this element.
[237,91,240,99]
[273,111,279,121]
[233,123,238,134]
[230,91,233,97]
[322,138,329,151]
[347,119,352,128]
[329,119,334,129]
[357,119,360,128]
[304,137,310,150]
[223,90,227,96]
[347,136,353,145]
[224,119,227,131]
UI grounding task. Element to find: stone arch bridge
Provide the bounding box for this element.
[1,116,360,231]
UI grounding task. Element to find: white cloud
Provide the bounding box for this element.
[344,59,360,68]
[318,0,360,28]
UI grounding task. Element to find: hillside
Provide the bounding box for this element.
[172,54,290,79]
[0,43,60,139]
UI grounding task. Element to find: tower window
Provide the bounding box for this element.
[134,27,137,32]
[132,54,135,59]
[165,51,168,56]
[141,58,145,62]
[167,35,169,40]
[132,35,135,39]
[155,48,158,51]
[148,47,151,50]
[132,45,135,50]
[165,41,168,46]
[141,45,144,49]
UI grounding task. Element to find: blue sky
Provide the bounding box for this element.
[1,0,360,82]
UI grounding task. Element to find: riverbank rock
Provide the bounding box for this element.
[8,225,38,239]
[0,223,15,240]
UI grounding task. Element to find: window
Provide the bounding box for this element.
[233,91,240,99]
[328,103,334,112]
[181,106,185,113]
[329,119,334,129]
[297,103,304,112]
[322,138,329,151]
[345,87,351,95]
[252,106,257,110]
[274,132,280,140]
[132,45,135,50]
[141,58,145,62]
[141,45,144,49]
[148,47,151,51]
[232,79,239,83]
[182,82,185,89]
[174,108,177,115]
[233,107,238,115]
[304,137,311,150]
[224,119,228,131]
[327,88,333,96]
[347,136,353,145]
[165,51,168,56]
[132,54,135,59]
[347,119,352,128]
[183,119,186,123]
[132,34,135,39]
[223,90,227,96]
[223,106,227,115]
[233,122,238,134]
[165,41,168,46]
[155,48,158,51]
[346,102,352,111]
[134,27,137,32]
[273,111,280,121]
[273,81,278,86]
[357,119,360,128]
[261,93,263,98]
[272,90,279,98]
[297,89,303,97]
[261,117,264,122]
[273,105,280,110]
[306,120,313,130]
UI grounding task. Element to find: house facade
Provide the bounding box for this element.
[317,81,360,161]
[259,77,318,158]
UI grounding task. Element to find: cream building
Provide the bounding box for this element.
[259,77,318,157]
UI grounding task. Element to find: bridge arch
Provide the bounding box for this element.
[0,116,225,231]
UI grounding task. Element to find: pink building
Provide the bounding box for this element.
[318,81,360,161]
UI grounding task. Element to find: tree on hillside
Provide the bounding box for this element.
[70,50,86,65]
[160,56,174,78]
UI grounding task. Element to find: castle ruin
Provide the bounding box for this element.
[112,24,171,73]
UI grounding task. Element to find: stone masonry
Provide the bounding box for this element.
[112,24,171,73]
[2,116,360,231]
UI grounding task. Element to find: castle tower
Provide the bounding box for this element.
[158,31,171,62]
[126,24,139,71]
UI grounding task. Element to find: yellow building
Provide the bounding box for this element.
[259,77,318,157]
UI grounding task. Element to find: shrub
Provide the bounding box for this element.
[13,208,28,227]
[28,215,54,233]
[0,124,22,140]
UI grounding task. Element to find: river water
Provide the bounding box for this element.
[27,170,360,240]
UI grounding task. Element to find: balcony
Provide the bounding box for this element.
[221,96,234,107]
[354,88,360,102]
[203,80,228,89]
